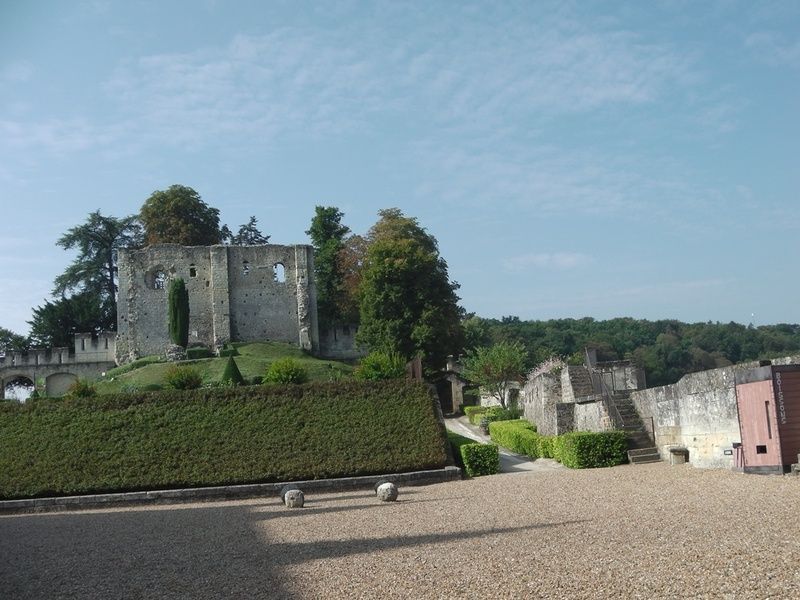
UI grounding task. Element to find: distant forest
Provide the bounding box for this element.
[465,316,800,388]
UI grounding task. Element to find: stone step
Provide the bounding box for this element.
[628,447,660,458]
[628,448,661,464]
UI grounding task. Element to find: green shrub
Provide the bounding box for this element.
[0,380,448,499]
[220,356,245,386]
[447,430,476,470]
[354,351,406,380]
[489,419,539,457]
[264,358,309,384]
[168,278,190,348]
[218,347,239,358]
[186,346,214,360]
[65,379,97,399]
[483,405,521,423]
[104,355,163,378]
[164,365,203,390]
[465,406,488,424]
[537,435,555,459]
[554,431,628,468]
[459,443,500,477]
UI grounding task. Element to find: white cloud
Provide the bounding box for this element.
[504,252,593,271]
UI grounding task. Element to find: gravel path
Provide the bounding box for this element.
[2,464,799,599]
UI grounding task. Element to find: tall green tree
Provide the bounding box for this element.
[28,292,106,348]
[463,341,528,408]
[357,208,463,370]
[0,327,28,354]
[140,185,222,245]
[168,278,190,348]
[306,206,351,326]
[53,210,143,331]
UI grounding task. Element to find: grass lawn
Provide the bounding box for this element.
[94,342,354,393]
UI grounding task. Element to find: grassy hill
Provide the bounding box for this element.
[94,342,354,394]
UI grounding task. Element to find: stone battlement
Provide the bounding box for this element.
[0,332,116,369]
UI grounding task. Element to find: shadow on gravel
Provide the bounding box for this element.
[0,504,292,600]
[263,519,591,566]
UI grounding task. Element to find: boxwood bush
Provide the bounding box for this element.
[459,443,500,477]
[553,431,628,468]
[489,419,627,468]
[0,380,448,499]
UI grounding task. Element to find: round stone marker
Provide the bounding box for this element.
[284,489,305,508]
[373,479,391,494]
[376,482,398,502]
[280,484,300,503]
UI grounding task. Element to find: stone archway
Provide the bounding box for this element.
[2,374,35,401]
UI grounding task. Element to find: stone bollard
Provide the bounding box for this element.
[376,482,398,502]
[280,484,300,503]
[373,479,391,494]
[284,489,305,508]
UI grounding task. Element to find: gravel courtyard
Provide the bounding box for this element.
[2,463,798,599]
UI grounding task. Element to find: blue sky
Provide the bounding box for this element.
[1,1,798,336]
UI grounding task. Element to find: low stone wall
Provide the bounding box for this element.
[630,364,753,469]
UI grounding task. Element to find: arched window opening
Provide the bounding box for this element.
[189,264,197,278]
[274,262,285,283]
[243,260,250,276]
[151,270,167,290]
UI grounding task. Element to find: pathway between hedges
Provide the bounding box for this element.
[444,416,565,474]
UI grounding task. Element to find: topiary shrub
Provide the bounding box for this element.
[264,358,309,385]
[65,379,97,399]
[489,419,539,458]
[164,365,202,390]
[554,431,628,468]
[168,278,190,348]
[220,356,245,386]
[459,443,500,477]
[354,351,406,380]
[465,406,488,424]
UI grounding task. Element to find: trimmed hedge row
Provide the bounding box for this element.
[446,431,500,478]
[489,419,628,469]
[459,443,500,477]
[464,405,520,425]
[0,381,448,500]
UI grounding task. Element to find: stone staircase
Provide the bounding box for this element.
[611,393,661,465]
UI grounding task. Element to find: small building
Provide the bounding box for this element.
[734,364,800,474]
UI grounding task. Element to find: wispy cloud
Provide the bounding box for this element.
[745,31,800,68]
[504,252,593,272]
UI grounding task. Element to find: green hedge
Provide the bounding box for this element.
[186,347,214,360]
[489,419,627,468]
[446,430,475,470]
[488,420,540,457]
[552,431,628,468]
[465,405,520,425]
[464,406,487,423]
[0,381,448,499]
[459,443,500,477]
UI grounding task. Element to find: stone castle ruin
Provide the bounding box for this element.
[116,244,319,363]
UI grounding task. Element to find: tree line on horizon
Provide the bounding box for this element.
[2,183,799,387]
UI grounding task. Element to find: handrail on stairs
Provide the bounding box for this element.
[584,348,627,429]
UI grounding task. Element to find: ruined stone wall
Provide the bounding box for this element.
[116,244,318,362]
[521,370,562,435]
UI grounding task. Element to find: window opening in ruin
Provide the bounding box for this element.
[765,402,772,439]
[104,337,109,349]
[274,262,285,283]
[189,265,197,277]
[81,338,86,351]
[152,270,167,290]
[756,445,767,454]
[243,260,250,276]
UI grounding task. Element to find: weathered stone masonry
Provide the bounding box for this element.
[116,244,318,363]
